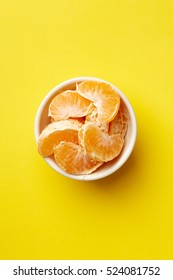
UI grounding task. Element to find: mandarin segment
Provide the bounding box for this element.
[77,81,120,122]
[85,106,109,133]
[79,123,124,162]
[51,116,85,124]
[109,102,128,137]
[48,90,93,121]
[54,142,103,174]
[38,119,82,157]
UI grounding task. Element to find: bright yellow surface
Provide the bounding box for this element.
[0,0,173,260]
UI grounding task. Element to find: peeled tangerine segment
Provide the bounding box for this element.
[77,81,120,122]
[109,102,128,138]
[48,90,93,121]
[85,106,109,133]
[38,119,82,157]
[79,123,124,162]
[54,142,103,175]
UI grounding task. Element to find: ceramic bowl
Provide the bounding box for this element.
[34,77,137,180]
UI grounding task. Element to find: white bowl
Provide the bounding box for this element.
[34,77,137,181]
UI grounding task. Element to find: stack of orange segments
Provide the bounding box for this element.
[38,81,128,175]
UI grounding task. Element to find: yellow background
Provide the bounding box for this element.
[0,0,173,259]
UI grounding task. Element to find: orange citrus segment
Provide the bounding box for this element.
[77,81,120,122]
[51,116,85,124]
[85,106,109,133]
[38,119,82,157]
[48,90,93,121]
[79,123,124,162]
[54,142,103,174]
[109,102,128,137]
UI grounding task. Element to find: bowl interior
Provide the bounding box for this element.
[35,77,136,180]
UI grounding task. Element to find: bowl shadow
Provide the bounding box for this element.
[85,144,140,195]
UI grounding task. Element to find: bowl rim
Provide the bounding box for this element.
[34,76,137,181]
